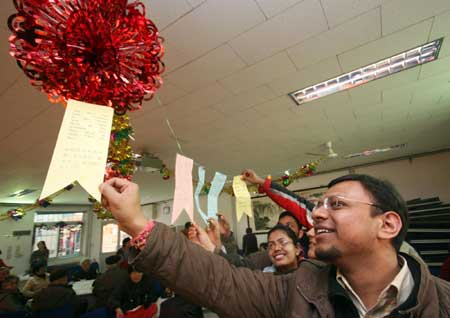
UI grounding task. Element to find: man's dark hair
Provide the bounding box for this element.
[122,237,131,246]
[328,174,408,252]
[278,211,302,230]
[246,227,253,234]
[184,222,193,230]
[268,224,299,245]
[49,268,68,282]
[31,262,46,275]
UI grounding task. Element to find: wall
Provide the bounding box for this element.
[0,204,92,276]
[286,151,450,202]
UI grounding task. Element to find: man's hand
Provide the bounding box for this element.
[206,218,222,248]
[217,213,231,237]
[99,178,148,237]
[241,169,265,185]
[188,223,215,252]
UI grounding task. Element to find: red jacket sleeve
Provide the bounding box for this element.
[258,177,314,229]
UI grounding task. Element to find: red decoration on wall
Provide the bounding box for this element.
[7,0,164,113]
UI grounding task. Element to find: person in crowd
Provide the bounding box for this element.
[92,255,129,308]
[242,227,258,256]
[159,293,204,318]
[263,224,302,274]
[32,268,86,317]
[0,250,12,284]
[99,175,450,317]
[0,275,27,313]
[109,266,158,318]
[259,242,268,251]
[440,242,450,282]
[117,237,131,269]
[30,241,49,268]
[73,258,97,281]
[241,169,315,230]
[21,262,49,298]
[0,250,13,270]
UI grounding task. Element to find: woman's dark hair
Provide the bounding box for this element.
[37,241,48,250]
[122,237,131,246]
[268,224,299,245]
[328,174,408,252]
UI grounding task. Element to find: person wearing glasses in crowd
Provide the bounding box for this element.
[99,174,450,318]
[264,224,303,274]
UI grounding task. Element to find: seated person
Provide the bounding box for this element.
[109,266,158,318]
[117,238,131,269]
[21,262,49,298]
[263,224,303,274]
[0,275,28,313]
[32,268,86,317]
[92,255,128,308]
[159,292,204,318]
[72,259,97,281]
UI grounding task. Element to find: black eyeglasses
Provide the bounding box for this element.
[312,195,385,212]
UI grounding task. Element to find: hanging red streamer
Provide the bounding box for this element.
[7,0,164,113]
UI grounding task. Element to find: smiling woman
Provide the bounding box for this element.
[264,224,302,274]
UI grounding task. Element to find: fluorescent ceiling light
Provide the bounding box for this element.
[289,38,443,105]
[8,189,38,197]
[345,143,407,159]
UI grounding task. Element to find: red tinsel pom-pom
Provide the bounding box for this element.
[8,0,164,113]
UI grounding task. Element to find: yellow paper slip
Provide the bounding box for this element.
[40,99,114,202]
[232,176,253,222]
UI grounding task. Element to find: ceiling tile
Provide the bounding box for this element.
[185,0,206,8]
[348,68,419,105]
[255,0,304,18]
[382,0,450,35]
[218,52,296,94]
[430,10,450,58]
[419,54,450,80]
[229,0,328,64]
[163,82,231,120]
[156,80,189,105]
[268,56,342,96]
[165,45,246,92]
[161,40,193,73]
[287,7,381,70]
[146,0,193,30]
[162,0,265,60]
[321,0,384,28]
[338,19,433,72]
[211,85,277,114]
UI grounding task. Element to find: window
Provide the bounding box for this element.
[33,212,84,258]
[101,223,130,253]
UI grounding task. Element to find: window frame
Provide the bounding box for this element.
[32,211,86,260]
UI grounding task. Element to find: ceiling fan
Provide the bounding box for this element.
[133,152,165,172]
[305,141,339,159]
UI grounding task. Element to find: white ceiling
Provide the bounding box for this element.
[1,0,450,205]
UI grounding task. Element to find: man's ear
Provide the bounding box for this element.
[377,211,402,241]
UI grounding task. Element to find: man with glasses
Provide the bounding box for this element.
[100,174,450,317]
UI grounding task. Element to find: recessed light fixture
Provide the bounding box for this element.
[8,189,39,197]
[289,38,443,105]
[345,143,407,159]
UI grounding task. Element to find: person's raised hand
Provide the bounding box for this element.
[217,213,231,237]
[99,178,147,237]
[240,169,265,185]
[188,223,215,252]
[206,218,221,248]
